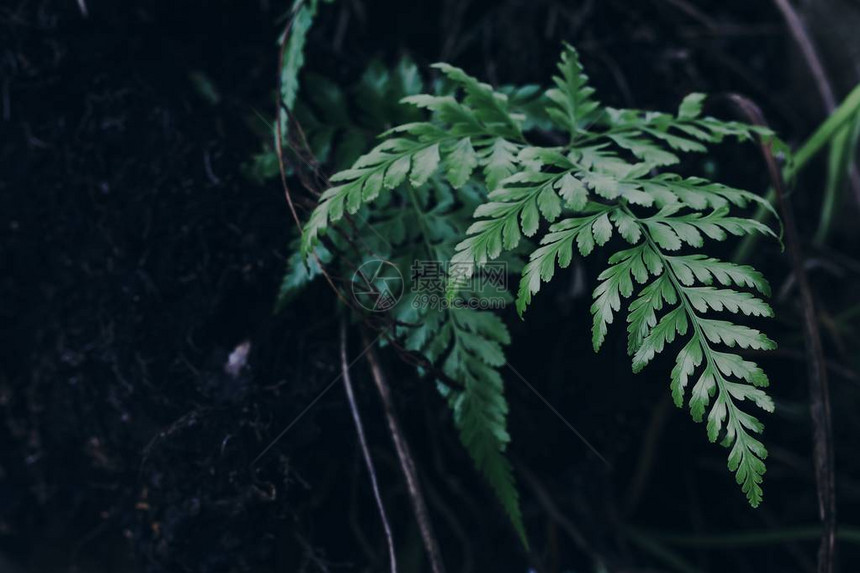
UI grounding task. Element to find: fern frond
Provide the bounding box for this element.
[668,255,771,295]
[301,137,440,253]
[385,179,529,544]
[602,94,770,152]
[279,0,330,141]
[589,214,776,506]
[300,67,528,256]
[441,310,527,545]
[276,242,332,311]
[516,204,613,315]
[432,63,523,138]
[297,43,782,513]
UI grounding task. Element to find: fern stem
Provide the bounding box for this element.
[406,185,442,261]
[640,227,722,389]
[573,126,637,146]
[362,333,447,573]
[340,319,398,573]
[730,95,838,572]
[733,82,860,262]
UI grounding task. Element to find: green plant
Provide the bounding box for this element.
[278,0,334,142]
[733,82,860,261]
[289,45,782,541]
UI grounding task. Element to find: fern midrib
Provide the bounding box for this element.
[402,186,474,363]
[398,179,525,539]
[628,204,749,440]
[482,174,566,234]
[405,185,443,261]
[572,126,640,147]
[567,114,716,149]
[403,186,509,435]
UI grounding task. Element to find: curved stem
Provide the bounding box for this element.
[362,331,447,573]
[733,84,860,262]
[729,95,837,573]
[340,319,398,573]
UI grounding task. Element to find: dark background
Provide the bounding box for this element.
[2,0,860,571]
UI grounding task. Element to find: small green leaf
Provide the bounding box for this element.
[385,154,411,189]
[537,185,562,221]
[592,213,613,245]
[446,138,478,188]
[556,172,588,210]
[483,138,521,190]
[678,93,706,119]
[410,143,441,187]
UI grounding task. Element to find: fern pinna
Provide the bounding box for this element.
[294,44,780,540]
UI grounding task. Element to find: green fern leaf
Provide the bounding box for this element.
[297,42,783,512]
[482,138,522,190]
[446,138,479,188]
[275,242,332,310]
[677,93,707,119]
[378,180,529,545]
[546,44,601,135]
[399,298,528,545]
[614,229,777,506]
[279,0,320,139]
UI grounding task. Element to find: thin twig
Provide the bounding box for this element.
[340,319,397,573]
[517,462,600,566]
[268,15,477,571]
[270,0,473,402]
[362,331,447,573]
[420,476,475,573]
[771,0,860,208]
[274,5,353,311]
[728,94,837,573]
[771,0,836,111]
[275,3,309,232]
